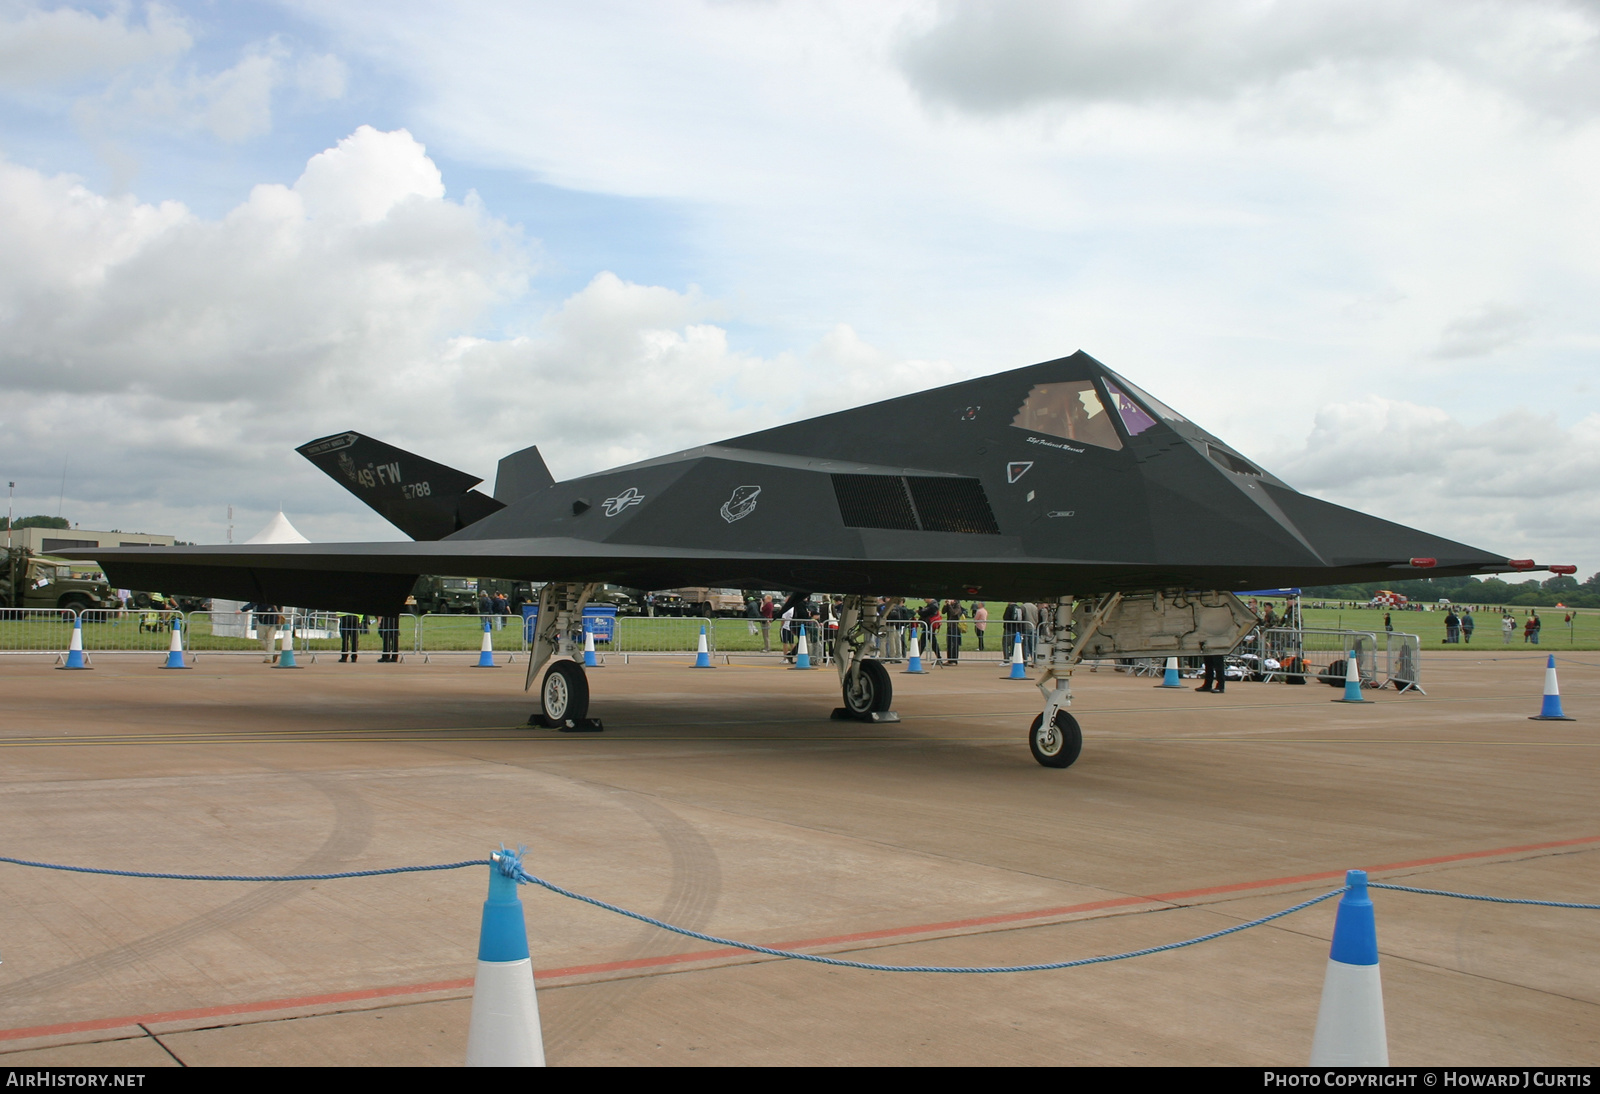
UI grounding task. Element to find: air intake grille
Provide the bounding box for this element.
[831,474,1000,535]
[831,474,919,531]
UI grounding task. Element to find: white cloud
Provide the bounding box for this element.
[0,2,191,88]
[895,0,1600,117]
[1266,396,1600,572]
[86,37,345,144]
[0,127,950,543]
[1433,304,1535,359]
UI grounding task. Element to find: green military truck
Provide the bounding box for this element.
[1,547,124,613]
[408,575,482,615]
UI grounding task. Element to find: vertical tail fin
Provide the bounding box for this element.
[298,432,505,541]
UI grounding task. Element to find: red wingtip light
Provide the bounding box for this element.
[1409,557,1436,568]
[1508,559,1536,570]
[1550,564,1578,575]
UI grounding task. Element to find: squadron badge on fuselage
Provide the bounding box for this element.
[720,485,761,523]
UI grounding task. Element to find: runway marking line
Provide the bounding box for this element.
[2,832,1595,1047]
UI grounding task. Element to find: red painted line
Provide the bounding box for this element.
[4,833,1595,1044]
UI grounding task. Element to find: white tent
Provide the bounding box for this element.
[244,510,309,544]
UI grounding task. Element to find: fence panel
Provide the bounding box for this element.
[612,616,714,655]
[416,613,525,660]
[1254,628,1380,684]
[0,608,82,657]
[1384,632,1423,691]
[76,609,184,652]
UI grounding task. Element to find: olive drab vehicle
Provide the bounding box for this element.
[1,548,123,613]
[408,575,482,614]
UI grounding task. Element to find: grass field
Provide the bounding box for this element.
[4,600,1597,655]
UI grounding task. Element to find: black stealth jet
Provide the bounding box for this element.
[76,352,1563,766]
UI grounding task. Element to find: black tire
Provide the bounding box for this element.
[57,595,92,616]
[1029,710,1082,768]
[538,660,590,728]
[842,659,893,716]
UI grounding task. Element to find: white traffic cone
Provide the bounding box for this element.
[161,616,189,669]
[693,625,713,668]
[465,853,545,1067]
[1530,654,1575,721]
[476,618,497,668]
[275,624,299,668]
[1005,633,1029,680]
[792,627,813,669]
[59,615,90,670]
[1310,869,1388,1066]
[583,623,599,668]
[904,629,927,674]
[1156,656,1181,688]
[1332,650,1367,703]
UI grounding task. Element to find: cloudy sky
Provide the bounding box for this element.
[1,0,1597,576]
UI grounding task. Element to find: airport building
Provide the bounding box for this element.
[3,526,175,554]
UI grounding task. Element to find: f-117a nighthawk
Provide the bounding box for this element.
[77,352,1566,767]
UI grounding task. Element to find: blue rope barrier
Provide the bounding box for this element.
[0,854,489,883]
[2,851,1595,972]
[498,850,1343,973]
[1371,882,1600,909]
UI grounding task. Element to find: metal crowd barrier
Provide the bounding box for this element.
[1249,628,1385,686]
[414,612,526,661]
[0,608,85,657]
[614,616,716,656]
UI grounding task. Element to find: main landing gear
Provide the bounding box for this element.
[524,581,604,732]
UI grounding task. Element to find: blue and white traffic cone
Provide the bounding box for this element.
[275,628,298,669]
[1157,656,1181,688]
[1309,869,1388,1066]
[1530,654,1575,721]
[583,623,599,668]
[59,615,90,670]
[792,627,813,670]
[465,852,545,1067]
[693,625,713,668]
[904,630,926,674]
[1005,634,1029,680]
[1332,650,1367,703]
[475,618,497,668]
[161,616,189,669]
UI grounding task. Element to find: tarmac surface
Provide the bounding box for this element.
[0,646,1595,1067]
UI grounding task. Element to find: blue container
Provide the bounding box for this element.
[522,604,618,645]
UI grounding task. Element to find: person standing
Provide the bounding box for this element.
[1021,600,1040,662]
[760,594,774,653]
[973,602,988,652]
[919,599,943,664]
[1002,602,1020,660]
[944,599,964,664]
[1196,654,1226,694]
[1444,607,1460,643]
[379,614,400,662]
[255,604,282,663]
[1384,611,1393,633]
[338,611,361,662]
[1461,610,1475,644]
[1503,612,1515,644]
[1530,612,1541,645]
